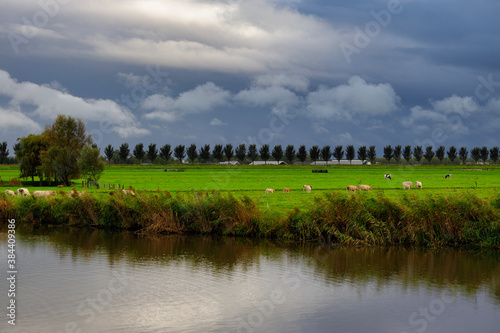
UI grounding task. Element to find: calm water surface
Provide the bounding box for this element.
[0,227,499,333]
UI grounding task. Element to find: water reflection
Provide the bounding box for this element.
[0,226,499,333]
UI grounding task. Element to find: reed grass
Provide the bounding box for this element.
[1,191,499,248]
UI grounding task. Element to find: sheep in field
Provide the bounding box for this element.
[32,190,57,198]
[17,188,31,197]
[402,181,412,190]
[346,185,358,194]
[358,185,372,191]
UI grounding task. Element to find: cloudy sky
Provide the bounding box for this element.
[1,0,499,153]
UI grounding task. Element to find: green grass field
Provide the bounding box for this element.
[1,164,499,212]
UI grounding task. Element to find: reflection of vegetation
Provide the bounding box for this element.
[1,190,500,247]
[7,226,500,304]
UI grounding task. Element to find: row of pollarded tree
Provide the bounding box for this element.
[101,143,500,165]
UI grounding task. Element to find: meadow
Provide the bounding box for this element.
[1,164,499,247]
[1,164,500,211]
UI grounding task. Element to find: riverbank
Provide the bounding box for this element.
[1,190,499,248]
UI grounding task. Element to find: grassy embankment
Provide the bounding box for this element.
[1,164,499,247]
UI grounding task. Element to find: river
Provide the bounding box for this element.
[0,227,499,333]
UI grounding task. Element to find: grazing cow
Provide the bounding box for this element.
[17,188,31,197]
[57,185,64,188]
[122,189,136,196]
[402,181,412,190]
[302,185,313,191]
[415,181,422,189]
[304,185,312,193]
[384,174,392,180]
[346,185,358,194]
[283,188,291,193]
[445,174,452,179]
[358,185,372,191]
[32,190,57,198]
[265,188,275,194]
[5,190,15,196]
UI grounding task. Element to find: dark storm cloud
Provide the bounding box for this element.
[0,0,499,150]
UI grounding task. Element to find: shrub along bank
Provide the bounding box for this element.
[1,190,499,248]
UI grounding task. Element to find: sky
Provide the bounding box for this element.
[1,0,499,154]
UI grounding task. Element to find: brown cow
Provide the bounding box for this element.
[283,188,291,193]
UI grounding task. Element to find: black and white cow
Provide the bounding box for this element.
[384,174,392,180]
[445,174,452,179]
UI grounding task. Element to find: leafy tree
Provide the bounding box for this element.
[272,145,284,164]
[104,144,114,164]
[367,146,377,164]
[357,146,367,162]
[235,144,246,164]
[297,145,307,165]
[174,145,186,163]
[78,145,105,182]
[285,145,296,164]
[413,146,423,163]
[459,147,468,164]
[321,145,331,165]
[212,144,224,162]
[224,144,234,162]
[435,146,445,164]
[159,144,172,163]
[403,145,412,163]
[259,144,270,164]
[119,143,130,163]
[447,146,457,164]
[0,142,9,164]
[133,143,145,163]
[332,145,344,164]
[489,146,499,164]
[345,145,355,164]
[392,145,402,164]
[480,146,489,163]
[470,147,481,164]
[424,146,435,164]
[186,144,197,164]
[309,145,320,165]
[16,134,45,182]
[41,115,92,186]
[199,144,211,163]
[247,144,258,163]
[383,145,393,163]
[147,143,158,163]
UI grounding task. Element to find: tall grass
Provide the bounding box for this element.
[1,191,499,247]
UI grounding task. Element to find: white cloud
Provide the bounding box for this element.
[253,73,310,92]
[235,85,299,107]
[431,95,479,117]
[0,107,42,132]
[306,76,400,120]
[142,82,230,122]
[4,0,343,75]
[0,70,148,138]
[209,118,227,126]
